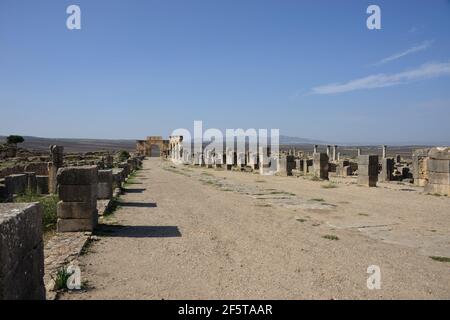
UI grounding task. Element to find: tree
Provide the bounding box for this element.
[6,135,24,145]
[118,150,130,162]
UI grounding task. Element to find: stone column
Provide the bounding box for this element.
[57,166,98,232]
[412,149,429,187]
[379,158,394,182]
[25,172,37,194]
[326,145,331,157]
[332,145,338,162]
[313,153,329,180]
[248,152,258,170]
[382,145,387,159]
[277,155,295,176]
[0,203,45,300]
[226,149,234,170]
[48,145,64,194]
[357,148,361,157]
[236,152,246,168]
[358,155,378,187]
[313,145,318,154]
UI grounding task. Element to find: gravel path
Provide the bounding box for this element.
[61,158,450,299]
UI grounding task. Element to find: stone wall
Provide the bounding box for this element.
[0,203,45,300]
[425,148,449,196]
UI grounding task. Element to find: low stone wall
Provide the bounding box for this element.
[0,203,45,300]
[5,174,27,195]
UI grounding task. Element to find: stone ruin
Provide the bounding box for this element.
[424,147,450,196]
[0,203,45,299]
[160,137,449,196]
[0,141,146,299]
[136,136,169,158]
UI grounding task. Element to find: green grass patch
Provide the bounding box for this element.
[430,256,450,263]
[52,266,72,291]
[322,234,339,241]
[321,182,338,189]
[310,198,325,202]
[296,218,307,223]
[15,192,59,232]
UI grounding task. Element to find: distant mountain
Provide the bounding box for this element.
[0,136,136,153]
[279,135,326,145]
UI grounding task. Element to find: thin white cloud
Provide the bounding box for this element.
[375,40,433,65]
[309,62,450,95]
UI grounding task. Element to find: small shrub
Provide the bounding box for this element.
[322,183,338,189]
[53,267,71,291]
[430,256,450,263]
[15,192,58,231]
[118,150,130,162]
[322,234,339,241]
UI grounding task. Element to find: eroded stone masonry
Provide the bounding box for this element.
[158,137,449,194]
[0,142,144,299]
[0,135,449,300]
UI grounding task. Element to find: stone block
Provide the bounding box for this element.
[277,155,295,176]
[36,176,49,195]
[57,166,98,185]
[379,158,394,182]
[427,159,450,173]
[58,184,97,202]
[313,153,329,180]
[358,175,377,187]
[57,212,98,232]
[57,201,97,219]
[5,174,27,195]
[25,172,37,194]
[358,155,379,166]
[0,203,45,300]
[343,166,352,177]
[424,183,449,196]
[428,172,450,185]
[23,163,49,176]
[428,147,450,160]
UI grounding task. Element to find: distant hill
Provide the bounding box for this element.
[0,136,136,153]
[279,135,326,145]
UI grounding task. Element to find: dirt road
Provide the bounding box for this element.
[61,158,450,299]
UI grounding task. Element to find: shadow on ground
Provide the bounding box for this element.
[122,188,146,193]
[119,202,157,208]
[96,225,181,238]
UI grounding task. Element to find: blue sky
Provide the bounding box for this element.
[1,0,449,144]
